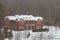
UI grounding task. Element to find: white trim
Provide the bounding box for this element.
[5,15,43,21]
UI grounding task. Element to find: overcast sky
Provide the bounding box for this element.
[0,0,60,15]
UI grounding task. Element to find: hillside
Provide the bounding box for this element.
[0,0,60,26]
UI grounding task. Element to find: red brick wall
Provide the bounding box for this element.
[4,19,44,30]
[35,21,44,29]
[4,18,10,30]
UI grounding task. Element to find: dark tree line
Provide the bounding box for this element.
[1,0,60,26]
[0,3,5,28]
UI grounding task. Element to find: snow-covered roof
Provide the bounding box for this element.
[5,15,43,21]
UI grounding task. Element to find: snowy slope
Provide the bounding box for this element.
[4,25,60,40]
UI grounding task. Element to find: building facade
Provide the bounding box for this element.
[4,15,44,30]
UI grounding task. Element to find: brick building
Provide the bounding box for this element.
[4,15,44,31]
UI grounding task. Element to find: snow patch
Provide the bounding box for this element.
[4,26,60,40]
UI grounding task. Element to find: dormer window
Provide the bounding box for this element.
[16,19,18,21]
[20,18,23,21]
[6,17,8,19]
[29,17,30,19]
[38,19,41,21]
[23,17,24,19]
[26,17,27,19]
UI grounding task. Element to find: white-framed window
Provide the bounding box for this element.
[26,17,27,19]
[29,17,30,19]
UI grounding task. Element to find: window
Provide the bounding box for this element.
[20,18,23,21]
[16,19,18,21]
[38,19,40,21]
[29,17,30,19]
[23,17,24,19]
[26,17,27,19]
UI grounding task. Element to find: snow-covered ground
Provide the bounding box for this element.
[4,25,60,40]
